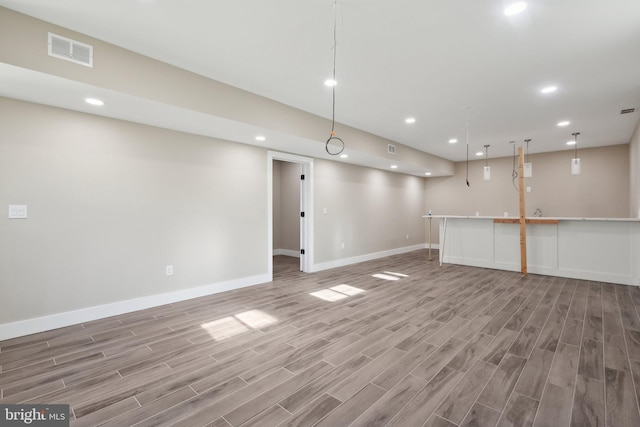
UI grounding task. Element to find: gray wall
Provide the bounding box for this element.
[631,119,640,218]
[272,160,282,249]
[425,144,631,240]
[272,160,300,253]
[0,97,429,329]
[314,160,426,263]
[0,97,268,324]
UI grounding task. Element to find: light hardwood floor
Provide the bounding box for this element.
[2,250,640,426]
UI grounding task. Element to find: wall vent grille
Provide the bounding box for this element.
[48,33,93,67]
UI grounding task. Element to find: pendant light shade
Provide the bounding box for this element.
[483,144,491,180]
[571,158,581,175]
[524,139,532,177]
[483,166,491,180]
[571,132,580,175]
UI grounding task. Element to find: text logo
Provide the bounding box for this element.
[0,405,69,426]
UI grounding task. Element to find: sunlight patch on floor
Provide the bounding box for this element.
[235,309,278,329]
[310,284,366,301]
[372,271,409,281]
[384,271,409,278]
[372,273,400,281]
[200,309,278,341]
[310,289,349,301]
[200,317,249,341]
[330,284,365,296]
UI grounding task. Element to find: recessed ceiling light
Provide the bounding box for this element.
[85,98,104,106]
[255,135,266,141]
[504,2,527,16]
[340,154,348,158]
[448,138,458,144]
[324,79,337,87]
[476,151,484,156]
[425,172,432,176]
[390,165,398,169]
[405,117,416,124]
[541,86,557,94]
[566,140,576,145]
[557,121,570,127]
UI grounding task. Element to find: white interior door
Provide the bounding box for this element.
[268,151,313,274]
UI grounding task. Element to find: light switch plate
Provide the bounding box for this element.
[8,205,28,219]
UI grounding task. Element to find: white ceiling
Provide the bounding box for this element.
[1,0,639,162]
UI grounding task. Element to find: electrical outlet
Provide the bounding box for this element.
[166,265,174,276]
[527,186,531,193]
[341,242,345,249]
[8,205,28,219]
[406,234,409,240]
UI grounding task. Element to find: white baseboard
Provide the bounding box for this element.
[1,245,441,340]
[311,244,437,272]
[273,249,300,258]
[0,273,271,341]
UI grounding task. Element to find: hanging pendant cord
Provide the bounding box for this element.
[511,141,519,191]
[331,4,337,135]
[466,141,469,187]
[325,1,344,155]
[465,108,470,187]
[512,142,517,175]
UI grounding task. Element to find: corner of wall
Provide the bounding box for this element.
[631,118,640,218]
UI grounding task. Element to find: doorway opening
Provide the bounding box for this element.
[268,151,313,278]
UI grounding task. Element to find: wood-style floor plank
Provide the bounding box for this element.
[497,392,539,427]
[0,251,638,426]
[460,402,501,427]
[571,374,605,427]
[477,353,527,412]
[604,367,640,427]
[434,360,497,424]
[547,342,579,390]
[533,383,573,427]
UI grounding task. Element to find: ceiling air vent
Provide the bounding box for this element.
[621,108,635,114]
[388,144,396,154]
[48,33,93,67]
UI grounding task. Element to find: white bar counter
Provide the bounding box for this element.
[430,215,640,286]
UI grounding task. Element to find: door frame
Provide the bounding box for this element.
[267,151,314,275]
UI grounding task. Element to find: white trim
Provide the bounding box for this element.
[301,161,314,273]
[267,156,274,277]
[268,151,314,273]
[0,273,270,341]
[311,244,433,272]
[274,249,301,258]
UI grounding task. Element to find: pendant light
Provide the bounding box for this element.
[483,144,491,180]
[524,139,532,177]
[571,132,580,175]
